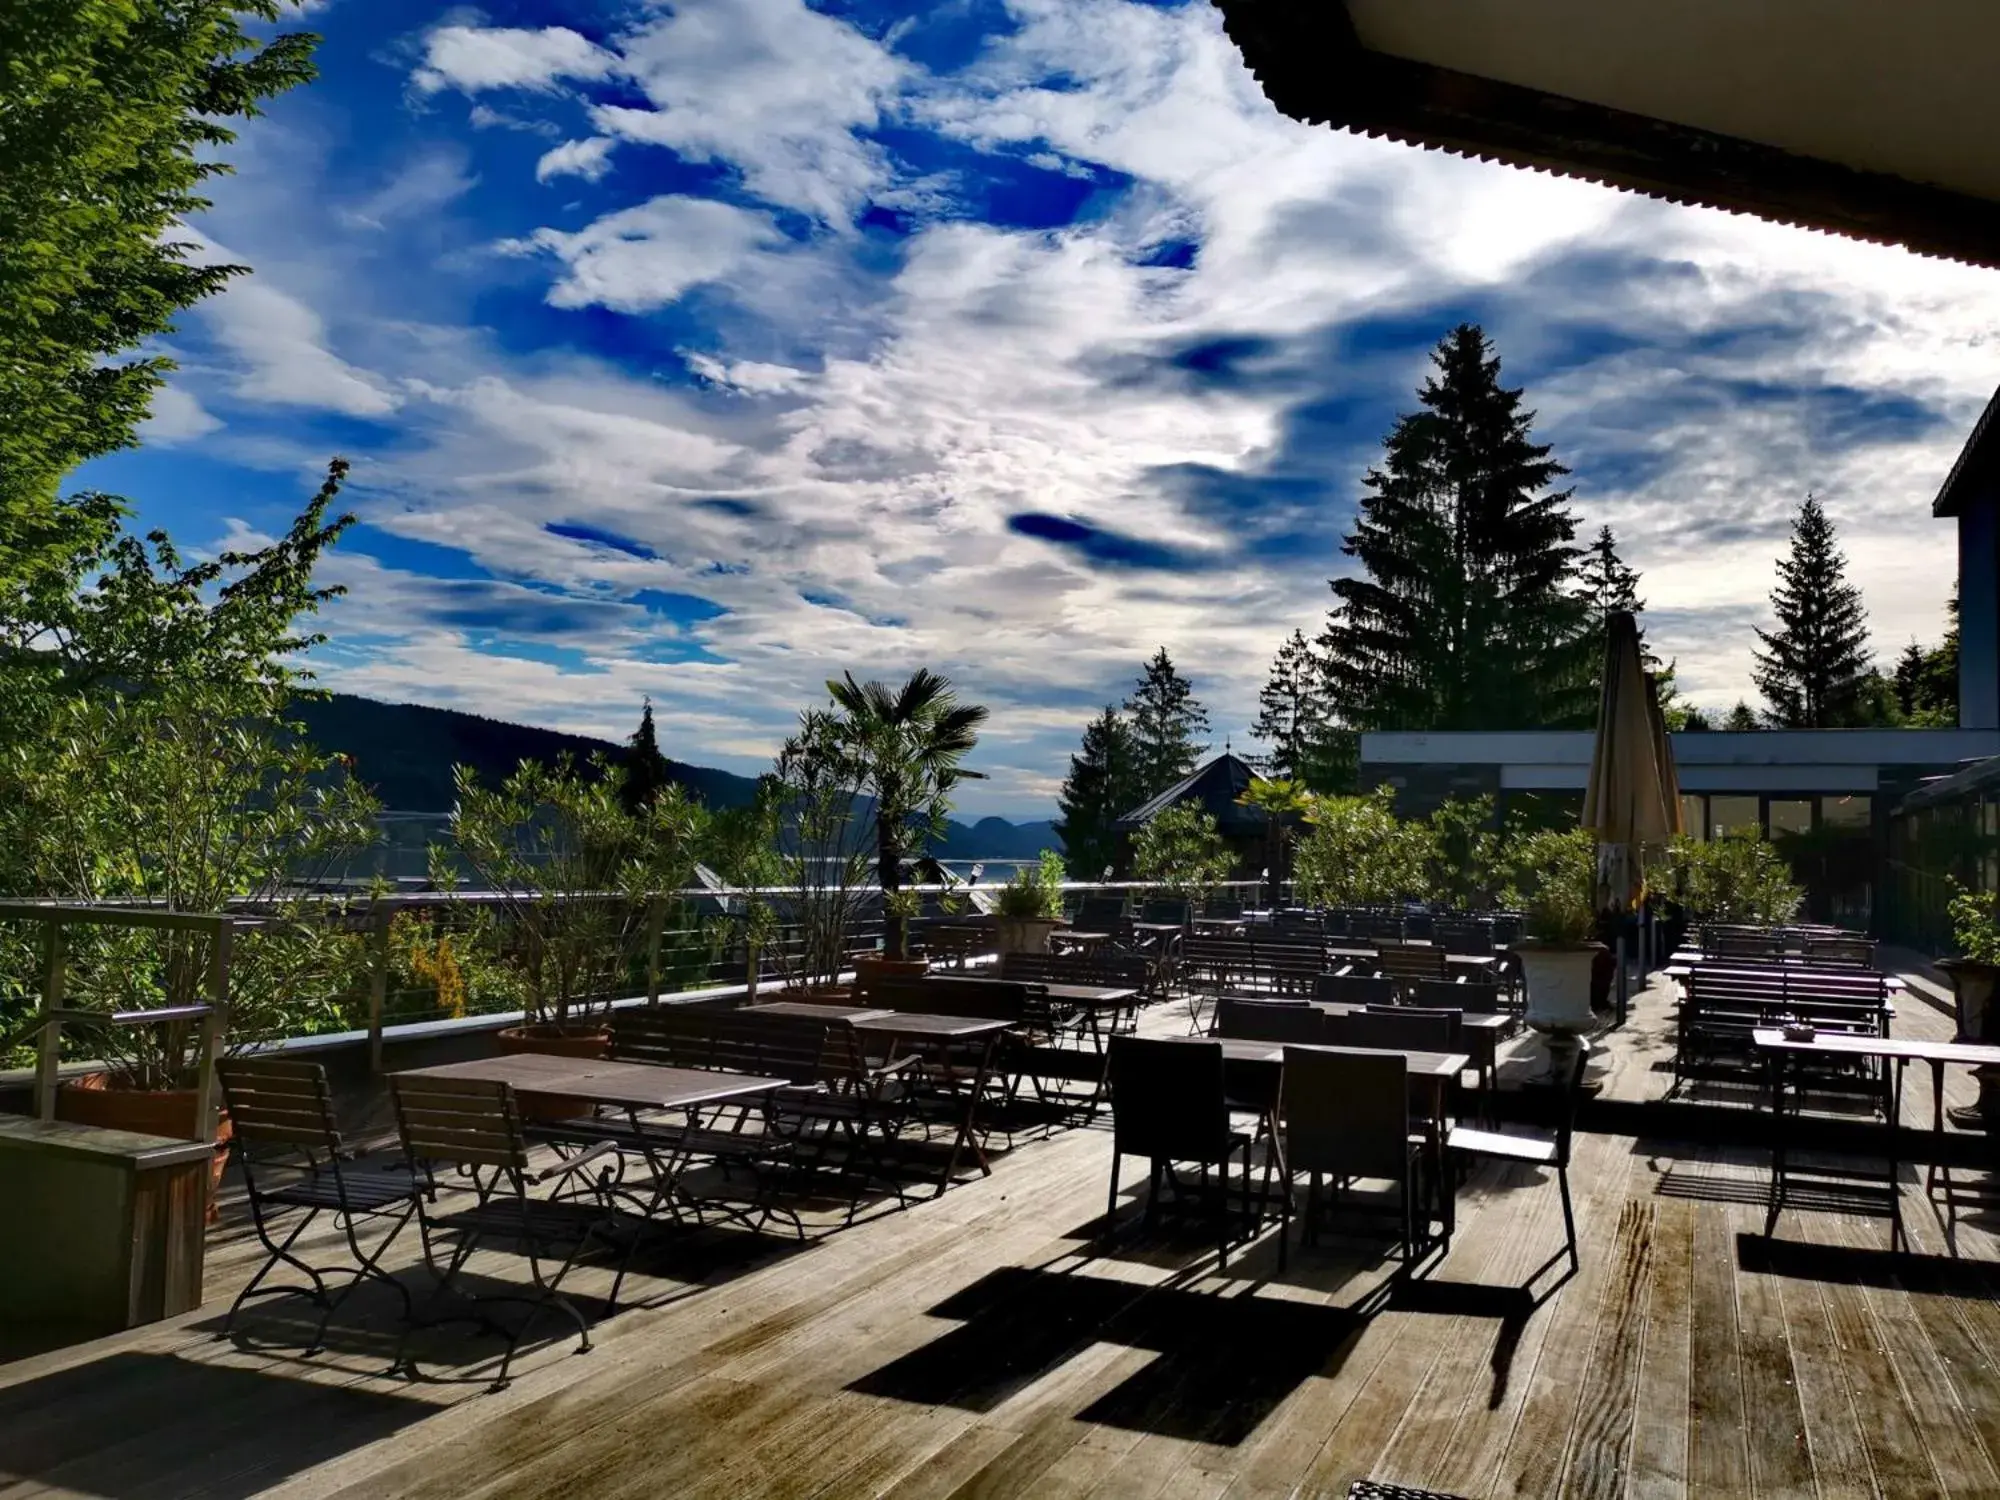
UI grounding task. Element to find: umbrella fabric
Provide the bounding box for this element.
[1582,611,1679,908]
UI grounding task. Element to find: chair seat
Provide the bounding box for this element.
[262,1169,420,1213]
[1446,1126,1557,1165]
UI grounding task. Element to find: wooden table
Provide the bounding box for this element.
[850,1013,1015,1195]
[1033,982,1139,1043]
[1754,1028,2000,1252]
[1050,929,1111,953]
[400,1053,789,1112]
[1328,945,1499,976]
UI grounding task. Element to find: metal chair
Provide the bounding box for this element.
[1104,1038,1254,1265]
[1278,1046,1423,1272]
[389,1073,624,1390]
[216,1057,420,1352]
[1446,1041,1588,1279]
[1373,944,1449,995]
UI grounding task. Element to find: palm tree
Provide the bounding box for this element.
[1236,776,1314,895]
[825,668,989,957]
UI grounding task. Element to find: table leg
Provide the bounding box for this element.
[1764,1049,1788,1239]
[1888,1056,1906,1254]
[934,1034,996,1198]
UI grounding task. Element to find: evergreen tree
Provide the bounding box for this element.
[1251,629,1326,783]
[621,697,672,814]
[1124,649,1209,795]
[1681,706,1713,732]
[1053,707,1143,878]
[0,2,319,597]
[1320,324,1595,732]
[1724,700,1762,731]
[1751,495,1873,727]
[1579,525,1642,624]
[1892,587,1959,726]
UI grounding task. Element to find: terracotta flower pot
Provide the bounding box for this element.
[56,1075,233,1222]
[495,1023,610,1121]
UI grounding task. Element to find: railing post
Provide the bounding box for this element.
[34,918,65,1121]
[194,916,230,1140]
[367,904,390,1073]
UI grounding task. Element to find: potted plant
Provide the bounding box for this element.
[770,711,874,998]
[1506,828,1605,1080]
[994,850,1066,956]
[855,887,932,984]
[449,755,706,1111]
[1941,879,2000,1128]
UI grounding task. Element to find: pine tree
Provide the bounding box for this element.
[1893,588,1959,726]
[1251,630,1325,782]
[1053,707,1143,878]
[1579,525,1643,624]
[1125,648,1209,795]
[1724,700,1762,731]
[1751,495,1873,727]
[621,697,672,814]
[1320,324,1596,732]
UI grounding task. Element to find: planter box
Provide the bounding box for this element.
[0,1117,213,1337]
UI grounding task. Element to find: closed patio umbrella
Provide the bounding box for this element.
[1583,611,1683,1016]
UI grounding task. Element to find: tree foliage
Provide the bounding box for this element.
[1752,495,1873,728]
[1502,827,1599,945]
[1124,648,1208,796]
[1129,803,1232,898]
[1426,794,1505,910]
[447,756,708,1031]
[1291,786,1434,907]
[621,697,672,815]
[0,0,318,594]
[1320,324,1595,732]
[1667,833,1804,925]
[1053,706,1143,879]
[1893,586,1959,727]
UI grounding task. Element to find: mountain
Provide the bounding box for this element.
[290,692,759,812]
[293,692,1062,855]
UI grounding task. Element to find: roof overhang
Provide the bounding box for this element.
[1213,0,2000,269]
[1935,384,2000,516]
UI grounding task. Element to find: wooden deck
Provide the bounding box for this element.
[8,972,2000,1499]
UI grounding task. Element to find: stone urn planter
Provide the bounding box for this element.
[995,917,1061,957]
[1939,957,2000,1128]
[1517,941,1605,1082]
[495,1022,610,1121]
[56,1075,233,1221]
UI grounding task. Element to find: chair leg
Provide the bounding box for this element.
[1558,1161,1579,1273]
[1103,1151,1122,1247]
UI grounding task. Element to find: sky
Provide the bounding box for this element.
[80,0,2000,818]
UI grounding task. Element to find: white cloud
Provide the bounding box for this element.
[535,136,615,184]
[575,0,908,226]
[138,384,224,443]
[501,195,787,312]
[412,25,620,96]
[338,147,477,229]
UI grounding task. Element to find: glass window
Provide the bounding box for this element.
[1710,796,1760,838]
[1820,795,1871,829]
[1678,794,1706,840]
[1768,799,1813,837]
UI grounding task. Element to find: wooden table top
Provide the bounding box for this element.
[1157,1035,1470,1079]
[747,1001,894,1021]
[1129,921,1185,934]
[1034,982,1138,1006]
[397,1053,790,1110]
[1751,1029,2000,1067]
[849,1012,1016,1040]
[1664,962,1901,991]
[1309,1001,1510,1033]
[1328,945,1498,968]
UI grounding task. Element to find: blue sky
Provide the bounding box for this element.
[83,0,2000,816]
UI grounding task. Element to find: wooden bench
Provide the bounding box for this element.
[1674,964,1895,1097]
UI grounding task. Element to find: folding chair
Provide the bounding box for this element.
[217,1058,420,1353]
[1279,1047,1424,1272]
[1317,972,1396,1007]
[389,1073,624,1390]
[1104,1038,1255,1266]
[1215,995,1327,1044]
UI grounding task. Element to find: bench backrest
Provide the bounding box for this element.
[611,1007,836,1085]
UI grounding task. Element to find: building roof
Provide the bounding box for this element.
[1935,383,2000,517]
[1212,0,2000,269]
[1115,752,1266,834]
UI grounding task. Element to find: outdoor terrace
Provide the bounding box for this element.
[7,956,2000,1500]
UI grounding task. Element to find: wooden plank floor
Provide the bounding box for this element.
[8,988,2000,1499]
